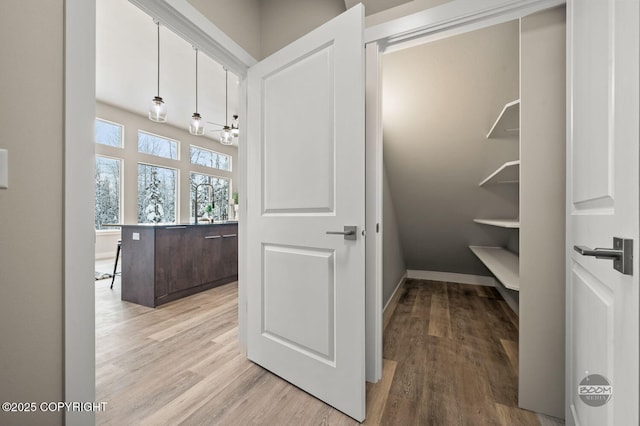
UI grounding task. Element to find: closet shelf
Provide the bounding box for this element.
[469,246,520,291]
[479,160,520,186]
[487,99,520,139]
[473,219,520,228]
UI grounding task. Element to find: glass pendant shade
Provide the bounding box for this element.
[189,48,204,136]
[220,126,233,145]
[149,21,167,123]
[190,113,204,135]
[149,96,167,122]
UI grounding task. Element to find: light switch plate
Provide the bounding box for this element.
[133,232,140,240]
[0,149,7,189]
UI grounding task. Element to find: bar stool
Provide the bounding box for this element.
[110,240,121,289]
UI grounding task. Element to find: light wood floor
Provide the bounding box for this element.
[95,270,562,425]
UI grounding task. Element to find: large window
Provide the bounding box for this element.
[138,131,179,160]
[95,156,121,230]
[190,145,231,171]
[137,163,177,224]
[190,172,230,222]
[95,118,123,148]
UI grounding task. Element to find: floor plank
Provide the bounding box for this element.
[96,270,561,425]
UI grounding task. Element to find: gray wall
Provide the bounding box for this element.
[189,0,346,60]
[0,1,64,425]
[383,166,407,306]
[259,0,346,58]
[345,0,412,16]
[519,6,566,418]
[366,0,455,26]
[382,21,520,276]
[187,0,462,60]
[187,0,261,60]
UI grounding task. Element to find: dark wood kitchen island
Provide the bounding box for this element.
[120,222,238,307]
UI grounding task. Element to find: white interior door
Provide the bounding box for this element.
[567,0,639,425]
[246,5,366,421]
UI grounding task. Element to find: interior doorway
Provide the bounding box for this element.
[66,1,568,423]
[375,7,566,420]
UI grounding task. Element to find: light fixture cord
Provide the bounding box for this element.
[195,49,199,113]
[156,21,160,97]
[225,68,228,126]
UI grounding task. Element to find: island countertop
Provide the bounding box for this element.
[108,221,238,228]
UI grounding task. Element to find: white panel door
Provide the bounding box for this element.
[567,0,639,425]
[246,5,366,421]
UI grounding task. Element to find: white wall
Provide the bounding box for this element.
[0,1,64,424]
[95,101,238,259]
[519,6,566,418]
[382,20,520,276]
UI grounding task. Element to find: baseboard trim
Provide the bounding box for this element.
[383,272,407,331]
[95,252,115,261]
[406,270,496,287]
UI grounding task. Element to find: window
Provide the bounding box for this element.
[95,156,121,230]
[95,118,123,147]
[190,145,231,171]
[190,172,230,222]
[137,163,177,223]
[138,131,179,160]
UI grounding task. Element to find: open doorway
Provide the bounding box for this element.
[94,0,241,421]
[376,7,566,422]
[66,0,564,422]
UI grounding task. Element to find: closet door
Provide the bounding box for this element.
[566,0,639,424]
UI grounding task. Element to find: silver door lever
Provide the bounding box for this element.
[326,226,357,241]
[573,237,633,275]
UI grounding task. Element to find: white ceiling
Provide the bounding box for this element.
[96,0,240,142]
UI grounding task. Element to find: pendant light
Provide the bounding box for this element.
[148,20,167,122]
[189,47,204,135]
[220,68,234,145]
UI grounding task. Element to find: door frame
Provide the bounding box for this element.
[362,0,565,384]
[65,0,569,421]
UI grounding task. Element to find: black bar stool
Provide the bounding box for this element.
[110,240,121,289]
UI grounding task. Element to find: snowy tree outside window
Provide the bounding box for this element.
[137,163,177,224]
[138,131,178,160]
[190,145,231,171]
[95,119,123,148]
[190,172,230,222]
[95,156,121,230]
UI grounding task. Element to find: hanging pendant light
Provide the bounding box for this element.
[189,47,204,135]
[148,20,167,122]
[220,68,234,145]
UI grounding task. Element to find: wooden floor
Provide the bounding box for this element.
[96,271,561,425]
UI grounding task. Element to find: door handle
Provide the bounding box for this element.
[326,226,357,241]
[573,237,633,275]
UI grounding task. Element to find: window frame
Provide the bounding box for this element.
[136,161,180,224]
[95,154,123,231]
[189,144,232,172]
[189,171,232,222]
[137,129,180,161]
[95,117,124,148]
